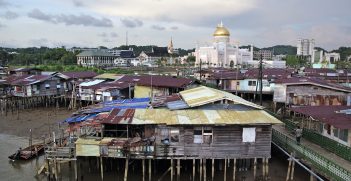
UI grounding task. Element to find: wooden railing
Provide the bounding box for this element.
[272,129,351,181]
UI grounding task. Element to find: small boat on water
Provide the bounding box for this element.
[8,143,45,160]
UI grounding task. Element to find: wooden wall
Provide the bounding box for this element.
[154,125,272,159]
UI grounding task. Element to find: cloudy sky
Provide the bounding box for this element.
[0,0,350,50]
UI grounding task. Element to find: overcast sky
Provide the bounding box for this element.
[0,0,350,50]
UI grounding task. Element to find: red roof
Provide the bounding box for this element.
[9,75,51,86]
[208,71,244,80]
[101,108,135,124]
[275,77,351,92]
[289,106,351,129]
[118,75,193,88]
[61,71,98,79]
[84,81,130,90]
[244,68,294,79]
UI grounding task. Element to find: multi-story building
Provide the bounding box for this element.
[324,52,340,64]
[77,50,116,67]
[297,39,315,63]
[254,50,273,60]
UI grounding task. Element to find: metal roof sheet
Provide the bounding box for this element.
[101,108,281,125]
[179,86,264,109]
[79,79,105,87]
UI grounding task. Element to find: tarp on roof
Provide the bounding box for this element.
[179,86,264,109]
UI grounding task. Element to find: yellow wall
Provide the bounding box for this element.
[134,85,168,98]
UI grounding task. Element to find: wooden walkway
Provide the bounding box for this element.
[273,124,351,180]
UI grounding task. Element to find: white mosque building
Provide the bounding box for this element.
[195,22,253,68]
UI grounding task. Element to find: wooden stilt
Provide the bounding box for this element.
[74,159,78,181]
[204,159,206,181]
[262,158,266,179]
[253,158,257,179]
[290,160,295,180]
[224,159,227,181]
[171,158,174,181]
[177,159,180,181]
[124,158,129,181]
[212,159,214,181]
[142,159,145,181]
[286,157,292,181]
[233,159,236,181]
[149,159,152,181]
[192,159,195,181]
[265,158,269,180]
[200,159,202,181]
[100,157,104,181]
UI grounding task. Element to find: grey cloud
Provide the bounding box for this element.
[28,9,55,23]
[72,0,84,7]
[0,0,9,7]
[110,32,118,37]
[170,26,178,30]
[27,9,113,27]
[120,18,143,28]
[2,11,19,20]
[151,25,165,31]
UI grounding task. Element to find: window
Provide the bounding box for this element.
[242,127,256,143]
[203,129,213,144]
[334,128,349,142]
[193,130,203,144]
[193,127,213,144]
[248,81,256,86]
[170,129,180,143]
[45,84,50,89]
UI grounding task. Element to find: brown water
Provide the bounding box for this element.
[0,133,310,181]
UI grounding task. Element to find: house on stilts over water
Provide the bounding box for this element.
[46,86,281,180]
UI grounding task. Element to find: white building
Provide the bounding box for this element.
[324,52,340,63]
[195,22,253,68]
[297,39,315,63]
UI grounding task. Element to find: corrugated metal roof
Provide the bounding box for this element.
[79,79,105,87]
[166,100,189,110]
[180,86,264,109]
[101,108,281,125]
[94,73,123,80]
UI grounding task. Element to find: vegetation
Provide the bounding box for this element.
[32,65,134,74]
[284,55,309,68]
[331,47,351,61]
[262,45,297,55]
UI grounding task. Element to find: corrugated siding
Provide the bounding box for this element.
[76,144,100,156]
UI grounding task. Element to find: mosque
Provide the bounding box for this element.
[195,22,253,68]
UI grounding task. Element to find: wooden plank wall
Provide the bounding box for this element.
[154,125,272,159]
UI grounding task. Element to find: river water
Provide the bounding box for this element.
[0,133,310,181]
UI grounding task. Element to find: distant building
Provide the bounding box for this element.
[77,50,116,67]
[138,47,170,67]
[297,39,315,63]
[254,50,272,60]
[324,52,340,64]
[195,22,253,68]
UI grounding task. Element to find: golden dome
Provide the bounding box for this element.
[213,22,230,37]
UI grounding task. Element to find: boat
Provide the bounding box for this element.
[8,143,45,160]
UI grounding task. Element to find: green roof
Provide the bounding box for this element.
[77,50,115,57]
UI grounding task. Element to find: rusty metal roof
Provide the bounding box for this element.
[179,86,264,109]
[101,108,281,125]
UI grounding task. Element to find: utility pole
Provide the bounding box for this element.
[235,64,240,95]
[259,54,263,106]
[199,59,202,82]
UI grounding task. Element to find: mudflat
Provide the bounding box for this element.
[0,108,74,139]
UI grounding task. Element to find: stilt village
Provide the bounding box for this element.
[0,21,351,181]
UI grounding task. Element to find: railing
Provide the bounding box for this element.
[272,129,351,181]
[266,110,351,162]
[303,129,351,162]
[45,146,76,160]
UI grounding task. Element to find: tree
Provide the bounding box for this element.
[285,55,299,67]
